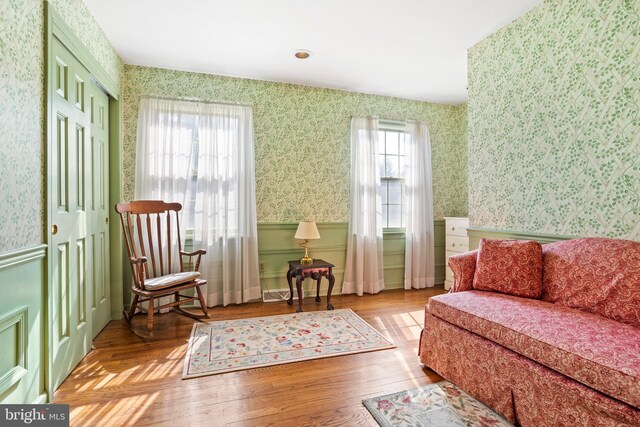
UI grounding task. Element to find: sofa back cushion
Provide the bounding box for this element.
[542,238,640,327]
[473,239,543,298]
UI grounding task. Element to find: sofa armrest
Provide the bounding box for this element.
[448,250,478,293]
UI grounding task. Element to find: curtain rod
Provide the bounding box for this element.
[354,117,422,126]
[379,119,406,125]
[141,95,253,108]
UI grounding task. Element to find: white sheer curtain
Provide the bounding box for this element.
[404,121,435,289]
[135,97,261,307]
[343,117,385,295]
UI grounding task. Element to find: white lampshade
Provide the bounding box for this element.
[294,221,320,240]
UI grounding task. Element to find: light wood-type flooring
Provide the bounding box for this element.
[54,287,446,426]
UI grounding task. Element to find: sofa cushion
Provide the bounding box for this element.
[472,239,543,298]
[542,238,640,327]
[427,291,640,408]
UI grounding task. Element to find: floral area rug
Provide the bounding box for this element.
[363,381,513,427]
[183,308,394,378]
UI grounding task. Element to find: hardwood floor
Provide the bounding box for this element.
[54,287,446,426]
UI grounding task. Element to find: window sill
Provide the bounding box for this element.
[383,228,406,235]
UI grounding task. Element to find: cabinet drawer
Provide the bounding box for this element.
[446,219,468,237]
[446,235,469,253]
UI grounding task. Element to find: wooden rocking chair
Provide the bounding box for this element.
[116,200,209,338]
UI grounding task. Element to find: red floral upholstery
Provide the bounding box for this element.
[472,239,543,298]
[427,291,640,408]
[420,313,640,427]
[542,238,640,327]
[423,237,640,425]
[448,250,477,292]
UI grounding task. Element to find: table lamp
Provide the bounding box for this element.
[294,221,320,265]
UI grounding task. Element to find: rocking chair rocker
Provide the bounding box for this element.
[116,200,209,338]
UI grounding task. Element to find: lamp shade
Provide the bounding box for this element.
[294,221,320,240]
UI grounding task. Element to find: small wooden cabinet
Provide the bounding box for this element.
[444,217,469,290]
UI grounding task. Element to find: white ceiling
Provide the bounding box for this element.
[84,0,541,105]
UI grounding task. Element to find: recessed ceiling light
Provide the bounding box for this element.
[295,50,311,59]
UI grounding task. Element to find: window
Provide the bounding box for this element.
[180,116,240,235]
[377,123,408,229]
[179,113,198,232]
[137,98,250,240]
[136,97,260,306]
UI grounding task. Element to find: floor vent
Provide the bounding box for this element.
[262,289,296,303]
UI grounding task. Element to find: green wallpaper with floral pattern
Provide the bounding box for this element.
[450,102,468,212]
[0,0,43,253]
[123,65,468,223]
[49,0,123,83]
[468,0,639,239]
[0,0,122,253]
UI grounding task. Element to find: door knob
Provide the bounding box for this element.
[51,224,58,235]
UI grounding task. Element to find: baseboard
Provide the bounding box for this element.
[262,289,295,303]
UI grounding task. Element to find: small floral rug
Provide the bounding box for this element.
[363,381,513,427]
[183,309,394,378]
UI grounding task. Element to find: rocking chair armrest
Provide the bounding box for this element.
[180,249,207,257]
[129,257,148,289]
[130,256,148,265]
[180,249,206,272]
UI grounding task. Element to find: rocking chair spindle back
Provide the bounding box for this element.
[115,200,209,338]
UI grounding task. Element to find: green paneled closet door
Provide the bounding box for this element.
[89,82,111,339]
[47,36,111,393]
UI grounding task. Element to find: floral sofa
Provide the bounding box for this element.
[419,237,640,426]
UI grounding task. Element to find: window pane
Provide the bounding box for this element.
[388,180,401,204]
[378,155,386,177]
[382,205,389,228]
[388,205,401,228]
[400,132,407,156]
[386,131,399,155]
[377,131,385,155]
[401,204,407,228]
[385,155,399,177]
[399,155,409,178]
[381,180,388,204]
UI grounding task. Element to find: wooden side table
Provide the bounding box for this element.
[286,259,335,313]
